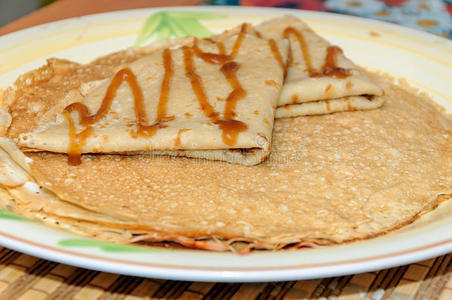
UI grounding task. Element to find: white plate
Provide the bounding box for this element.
[0,6,451,282]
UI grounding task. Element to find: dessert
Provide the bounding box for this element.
[0,16,450,253]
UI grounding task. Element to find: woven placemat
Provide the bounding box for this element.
[0,248,450,299]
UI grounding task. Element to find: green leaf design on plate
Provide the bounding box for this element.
[134,11,228,46]
[0,209,28,221]
[58,239,161,253]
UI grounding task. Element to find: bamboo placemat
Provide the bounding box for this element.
[0,248,449,299]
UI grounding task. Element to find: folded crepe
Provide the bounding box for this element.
[15,31,289,165]
[215,16,385,118]
[260,16,385,117]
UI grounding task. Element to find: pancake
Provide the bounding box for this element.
[1,36,197,141]
[258,16,385,117]
[15,32,288,166]
[214,16,385,117]
[2,16,386,141]
[0,71,451,252]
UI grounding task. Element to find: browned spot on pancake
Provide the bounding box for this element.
[369,31,380,37]
[263,118,270,125]
[291,94,299,104]
[253,110,260,116]
[325,84,333,93]
[128,128,138,138]
[93,146,104,152]
[345,97,354,111]
[110,111,120,120]
[325,100,331,112]
[346,81,353,89]
[184,112,193,119]
[216,96,224,101]
[174,128,191,147]
[265,79,280,88]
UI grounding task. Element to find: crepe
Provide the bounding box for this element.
[262,16,385,117]
[0,70,451,252]
[2,15,384,150]
[13,32,288,165]
[215,16,385,117]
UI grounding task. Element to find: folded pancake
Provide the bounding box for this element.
[0,71,451,252]
[15,32,289,165]
[260,16,385,117]
[215,16,385,118]
[1,37,198,142]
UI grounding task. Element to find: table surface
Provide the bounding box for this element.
[0,0,451,299]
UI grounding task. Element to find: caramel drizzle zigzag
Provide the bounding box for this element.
[62,24,287,165]
[184,25,251,147]
[63,49,174,165]
[283,27,350,79]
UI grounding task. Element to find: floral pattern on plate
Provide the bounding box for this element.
[235,0,452,37]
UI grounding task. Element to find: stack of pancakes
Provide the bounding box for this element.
[0,16,450,252]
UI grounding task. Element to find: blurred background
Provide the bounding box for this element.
[0,0,55,26]
[0,0,451,37]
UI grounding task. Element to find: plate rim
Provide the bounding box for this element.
[1,5,452,46]
[0,230,450,282]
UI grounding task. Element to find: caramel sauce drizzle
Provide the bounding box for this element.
[138,48,175,136]
[186,26,250,146]
[183,46,220,121]
[283,27,312,74]
[155,49,175,123]
[64,23,279,165]
[268,38,286,77]
[216,41,226,55]
[283,27,351,79]
[64,49,174,165]
[320,46,350,79]
[217,62,247,145]
[193,40,230,65]
[230,25,246,59]
[183,43,248,146]
[63,111,94,166]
